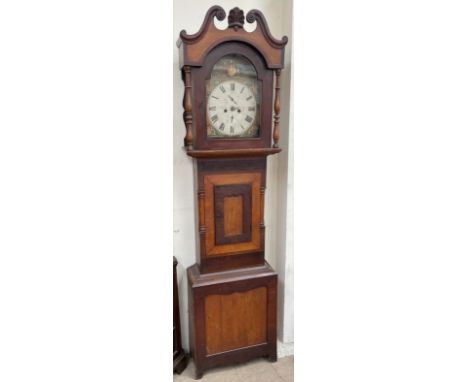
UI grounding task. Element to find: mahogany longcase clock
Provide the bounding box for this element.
[177,6,287,379]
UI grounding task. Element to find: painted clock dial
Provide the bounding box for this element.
[206,54,261,138]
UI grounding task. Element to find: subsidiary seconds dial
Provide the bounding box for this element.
[207,80,257,137]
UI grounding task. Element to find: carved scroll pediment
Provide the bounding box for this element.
[177,5,288,69]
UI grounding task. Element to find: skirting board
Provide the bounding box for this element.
[277,340,294,358]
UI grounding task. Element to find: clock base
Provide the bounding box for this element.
[187,262,277,379]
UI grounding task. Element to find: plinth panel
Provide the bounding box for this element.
[205,287,267,355]
[187,263,277,379]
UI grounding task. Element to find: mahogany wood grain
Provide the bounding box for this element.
[196,157,267,184]
[273,69,281,147]
[173,257,188,374]
[182,66,194,149]
[186,147,281,158]
[199,251,264,274]
[192,42,274,151]
[214,184,252,245]
[177,6,287,70]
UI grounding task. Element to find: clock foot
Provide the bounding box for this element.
[194,368,203,380]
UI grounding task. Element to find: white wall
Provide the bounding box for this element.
[276,0,294,346]
[173,0,293,352]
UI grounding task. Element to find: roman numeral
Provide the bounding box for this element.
[248,107,255,111]
[230,126,234,134]
[246,95,252,101]
[220,85,226,93]
[211,95,219,99]
[209,106,216,111]
[245,115,253,123]
[211,114,218,123]
[230,83,235,91]
[240,87,245,93]
[219,123,225,131]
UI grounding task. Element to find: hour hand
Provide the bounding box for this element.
[228,95,238,105]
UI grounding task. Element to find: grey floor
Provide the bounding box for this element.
[174,355,293,382]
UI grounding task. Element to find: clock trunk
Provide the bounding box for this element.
[194,157,266,274]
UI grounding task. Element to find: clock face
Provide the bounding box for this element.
[207,80,257,137]
[206,54,261,138]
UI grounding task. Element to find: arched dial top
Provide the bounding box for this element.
[206,54,261,139]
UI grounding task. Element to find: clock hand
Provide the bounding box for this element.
[228,95,238,105]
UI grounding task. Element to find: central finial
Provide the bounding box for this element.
[228,7,244,30]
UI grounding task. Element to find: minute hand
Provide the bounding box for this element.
[228,95,238,105]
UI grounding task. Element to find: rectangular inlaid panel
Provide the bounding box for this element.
[223,196,243,236]
[204,172,261,257]
[204,287,267,355]
[214,183,252,246]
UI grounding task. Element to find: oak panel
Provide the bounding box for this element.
[204,287,267,355]
[223,196,243,236]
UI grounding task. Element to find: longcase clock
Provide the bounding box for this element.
[177,6,287,379]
